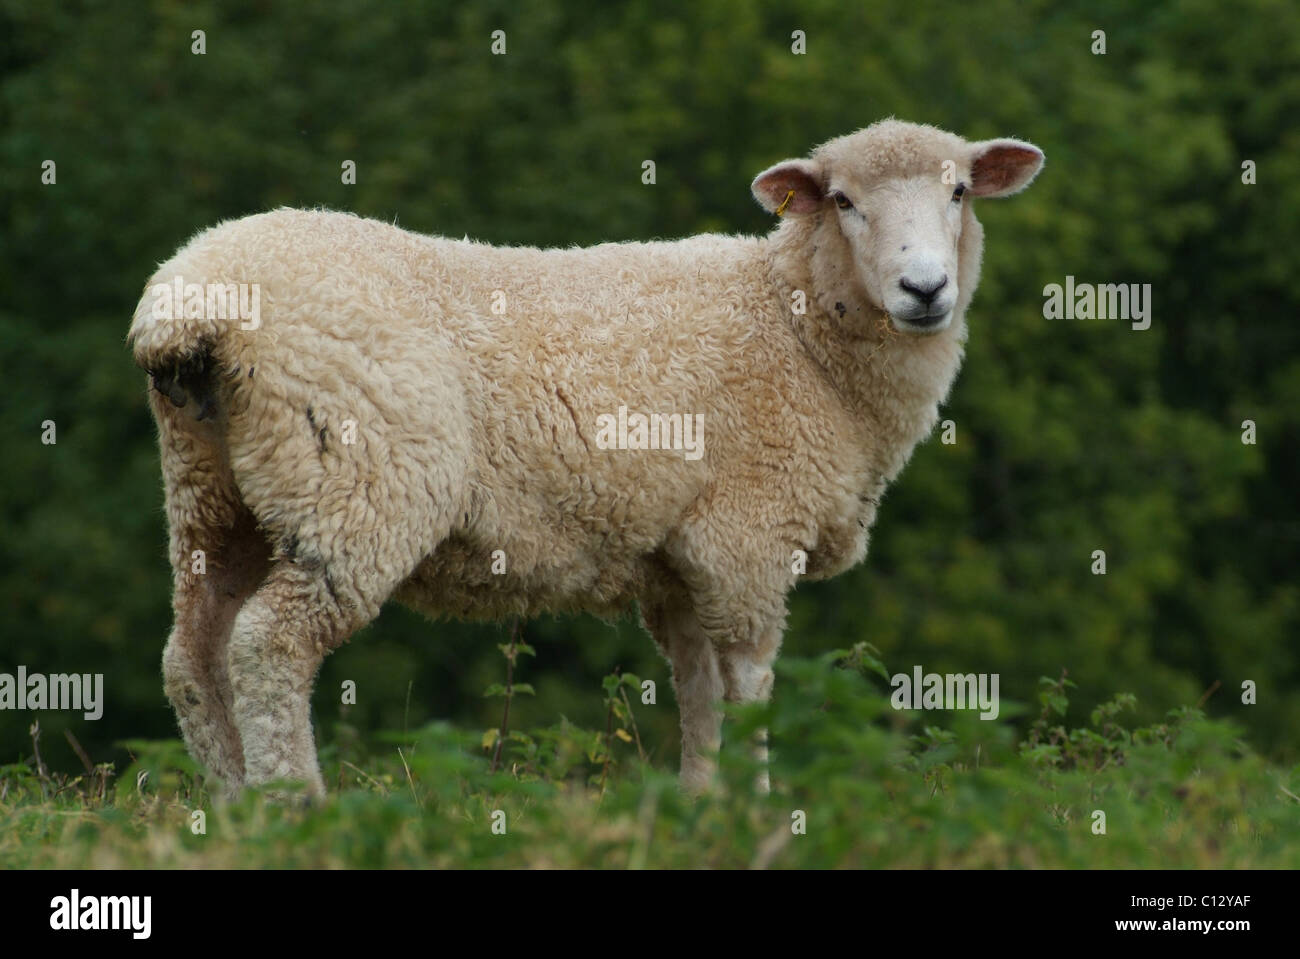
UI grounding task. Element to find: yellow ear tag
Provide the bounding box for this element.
[774,189,795,217]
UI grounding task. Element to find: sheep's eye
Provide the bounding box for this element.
[952,183,966,201]
[833,191,853,210]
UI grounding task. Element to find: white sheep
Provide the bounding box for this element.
[129,119,1043,798]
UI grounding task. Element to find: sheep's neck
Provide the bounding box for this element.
[763,228,967,487]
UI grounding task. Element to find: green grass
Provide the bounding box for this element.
[2,646,1297,869]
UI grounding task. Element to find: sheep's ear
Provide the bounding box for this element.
[967,139,1044,197]
[752,159,824,215]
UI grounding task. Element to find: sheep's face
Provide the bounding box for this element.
[753,120,1044,335]
[828,173,966,332]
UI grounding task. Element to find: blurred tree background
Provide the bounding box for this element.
[1,0,1296,774]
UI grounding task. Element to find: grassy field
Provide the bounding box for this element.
[2,646,1297,869]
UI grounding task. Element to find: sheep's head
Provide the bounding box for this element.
[753,119,1043,334]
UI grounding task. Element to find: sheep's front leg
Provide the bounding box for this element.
[227,562,359,800]
[664,515,791,796]
[718,627,782,795]
[642,598,725,795]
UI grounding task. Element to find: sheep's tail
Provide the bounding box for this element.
[127,268,255,421]
[128,264,266,580]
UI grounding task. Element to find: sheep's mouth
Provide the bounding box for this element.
[890,311,952,334]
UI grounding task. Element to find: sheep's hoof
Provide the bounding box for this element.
[247,777,325,808]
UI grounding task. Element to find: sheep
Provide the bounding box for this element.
[128,119,1044,799]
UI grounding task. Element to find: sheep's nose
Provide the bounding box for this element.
[899,274,948,305]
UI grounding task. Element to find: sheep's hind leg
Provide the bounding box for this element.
[152,380,272,797]
[162,506,271,797]
[226,560,368,800]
